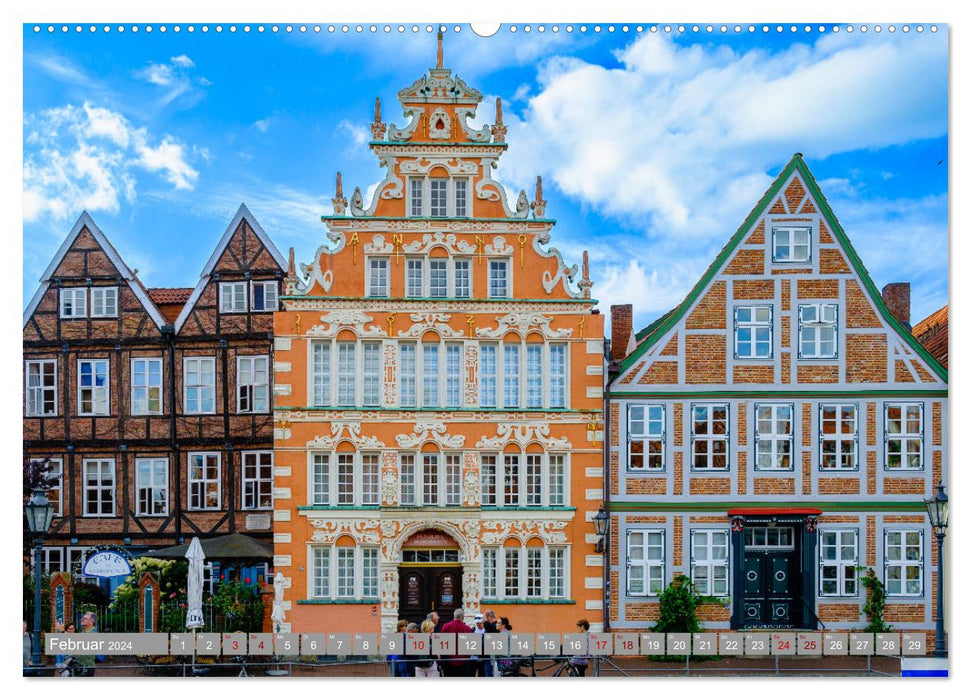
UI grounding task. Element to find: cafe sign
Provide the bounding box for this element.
[82,548,132,578]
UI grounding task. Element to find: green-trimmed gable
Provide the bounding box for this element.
[617,154,948,385]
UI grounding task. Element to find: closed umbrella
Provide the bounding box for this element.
[185,537,205,630]
[271,573,286,633]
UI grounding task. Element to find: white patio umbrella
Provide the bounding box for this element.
[185,537,206,630]
[271,573,286,633]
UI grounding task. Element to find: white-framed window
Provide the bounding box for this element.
[60,288,87,318]
[309,452,381,507]
[885,403,923,470]
[430,178,448,217]
[367,257,390,297]
[188,452,221,511]
[481,544,569,600]
[406,259,424,298]
[690,530,729,596]
[219,281,247,313]
[336,342,355,406]
[26,359,58,416]
[755,403,793,471]
[549,344,566,408]
[362,342,382,407]
[237,355,269,413]
[884,529,923,597]
[454,259,471,298]
[77,359,109,416]
[481,452,568,508]
[628,404,664,471]
[480,344,497,407]
[83,459,115,516]
[131,357,163,415]
[90,287,118,318]
[422,343,439,407]
[627,529,665,596]
[454,179,469,217]
[409,178,423,217]
[400,343,417,407]
[445,344,461,408]
[799,303,838,358]
[735,305,772,358]
[184,357,216,414]
[309,546,380,600]
[691,404,729,470]
[489,259,509,298]
[251,280,278,312]
[35,547,65,575]
[819,530,858,597]
[503,344,520,407]
[312,342,331,406]
[429,259,448,297]
[31,458,63,517]
[398,452,462,507]
[242,451,273,510]
[772,225,811,263]
[525,345,543,409]
[479,341,567,410]
[135,458,169,516]
[820,404,858,470]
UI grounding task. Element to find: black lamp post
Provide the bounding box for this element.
[593,505,608,554]
[924,483,948,658]
[24,487,56,668]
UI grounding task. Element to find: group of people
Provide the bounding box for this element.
[388,611,591,678]
[22,611,98,676]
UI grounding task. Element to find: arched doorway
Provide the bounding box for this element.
[398,529,463,625]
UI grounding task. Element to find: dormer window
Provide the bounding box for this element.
[772,226,811,263]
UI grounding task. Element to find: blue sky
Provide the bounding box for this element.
[22,24,948,329]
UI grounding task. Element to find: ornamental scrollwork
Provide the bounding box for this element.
[305,310,384,338]
[475,312,573,340]
[475,423,573,450]
[396,418,466,449]
[306,421,386,450]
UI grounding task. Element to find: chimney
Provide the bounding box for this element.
[610,304,633,361]
[881,282,911,329]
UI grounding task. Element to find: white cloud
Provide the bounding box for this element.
[133,54,205,106]
[23,102,200,222]
[253,119,270,133]
[170,54,195,68]
[337,120,370,147]
[495,31,947,329]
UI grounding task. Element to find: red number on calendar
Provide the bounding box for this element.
[416,641,425,651]
[232,641,239,650]
[803,640,816,650]
[622,641,633,650]
[597,640,607,650]
[778,640,790,651]
[258,641,264,650]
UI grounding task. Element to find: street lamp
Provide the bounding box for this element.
[593,505,608,554]
[24,487,56,668]
[924,483,948,658]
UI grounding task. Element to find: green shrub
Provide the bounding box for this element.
[861,568,893,633]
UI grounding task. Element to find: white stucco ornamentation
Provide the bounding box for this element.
[397,312,465,339]
[428,107,451,139]
[475,423,573,450]
[309,518,381,544]
[455,106,492,143]
[306,421,386,450]
[383,342,398,406]
[305,310,384,338]
[533,230,582,298]
[388,107,421,141]
[480,519,570,545]
[381,568,399,613]
[400,232,478,256]
[399,158,478,177]
[396,418,466,449]
[464,342,478,406]
[462,467,479,507]
[364,234,395,255]
[382,451,399,506]
[475,312,573,340]
[483,235,514,256]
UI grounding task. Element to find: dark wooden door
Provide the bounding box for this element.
[398,567,463,624]
[741,528,801,627]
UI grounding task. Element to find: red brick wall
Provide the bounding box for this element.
[754,478,794,494]
[846,335,887,383]
[685,336,726,383]
[686,282,726,329]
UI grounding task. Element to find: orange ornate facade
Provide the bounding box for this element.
[271,40,605,633]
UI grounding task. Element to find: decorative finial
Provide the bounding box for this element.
[284,247,300,295]
[531,175,547,219]
[370,97,387,139]
[332,172,348,215]
[579,250,593,299]
[436,30,444,69]
[492,97,508,142]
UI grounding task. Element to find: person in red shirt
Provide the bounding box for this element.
[439,608,474,677]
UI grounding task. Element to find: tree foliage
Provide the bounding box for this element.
[862,568,893,633]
